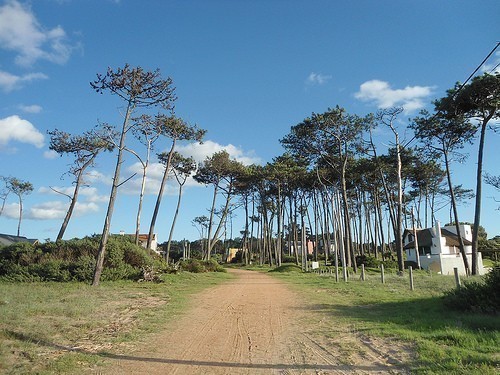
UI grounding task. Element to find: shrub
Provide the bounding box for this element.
[178,259,226,273]
[69,255,97,282]
[28,260,72,282]
[269,264,303,273]
[179,259,205,273]
[381,258,399,269]
[0,236,166,282]
[281,255,297,264]
[443,266,500,314]
[356,255,381,268]
[203,259,226,272]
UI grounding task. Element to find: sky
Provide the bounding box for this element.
[0,0,499,244]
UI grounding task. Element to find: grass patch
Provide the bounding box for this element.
[269,269,500,374]
[0,271,233,374]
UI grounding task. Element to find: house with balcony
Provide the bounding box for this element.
[403,222,485,275]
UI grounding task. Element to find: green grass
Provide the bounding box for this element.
[269,266,499,374]
[0,271,233,374]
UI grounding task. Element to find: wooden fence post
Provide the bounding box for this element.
[380,264,385,284]
[409,266,414,291]
[361,264,366,281]
[454,267,461,288]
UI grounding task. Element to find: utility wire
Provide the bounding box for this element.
[452,41,500,98]
[402,41,500,149]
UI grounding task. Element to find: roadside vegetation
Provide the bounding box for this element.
[0,270,232,374]
[265,263,499,374]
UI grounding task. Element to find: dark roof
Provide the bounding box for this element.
[403,227,471,249]
[403,229,433,249]
[441,228,472,247]
[0,234,39,246]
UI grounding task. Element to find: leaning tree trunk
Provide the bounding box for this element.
[57,156,95,241]
[16,195,22,237]
[166,181,185,263]
[471,116,491,275]
[135,150,150,246]
[93,100,134,286]
[444,150,470,275]
[340,154,356,273]
[394,138,404,274]
[147,139,177,250]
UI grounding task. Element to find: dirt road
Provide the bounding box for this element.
[105,269,409,374]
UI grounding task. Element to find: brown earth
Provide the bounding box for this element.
[101,269,411,374]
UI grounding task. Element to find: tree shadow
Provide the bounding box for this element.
[5,329,402,372]
[297,296,500,370]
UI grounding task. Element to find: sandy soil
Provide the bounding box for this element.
[102,269,411,374]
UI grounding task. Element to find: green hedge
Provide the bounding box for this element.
[443,266,500,314]
[0,236,166,282]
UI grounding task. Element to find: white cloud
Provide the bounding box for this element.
[0,70,48,92]
[26,200,99,220]
[118,141,261,195]
[0,0,73,66]
[39,185,109,203]
[43,150,58,159]
[19,104,42,113]
[354,79,433,113]
[482,51,500,74]
[121,161,174,196]
[306,72,332,85]
[0,115,44,149]
[85,169,109,184]
[175,140,262,166]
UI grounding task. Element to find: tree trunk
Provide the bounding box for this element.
[57,156,96,241]
[166,182,185,263]
[17,195,22,237]
[471,118,490,275]
[93,100,134,286]
[394,138,404,274]
[206,183,219,260]
[135,143,151,246]
[444,150,470,275]
[147,139,177,250]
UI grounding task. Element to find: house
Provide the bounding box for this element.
[226,248,239,263]
[286,239,315,255]
[0,233,39,246]
[119,232,159,253]
[403,222,484,275]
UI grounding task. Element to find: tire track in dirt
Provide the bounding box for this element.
[101,269,410,374]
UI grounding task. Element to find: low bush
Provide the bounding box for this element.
[178,259,226,273]
[355,255,381,268]
[0,236,167,283]
[443,266,500,314]
[281,255,297,264]
[269,264,303,273]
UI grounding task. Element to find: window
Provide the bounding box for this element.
[418,246,431,256]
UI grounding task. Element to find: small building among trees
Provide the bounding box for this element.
[403,222,485,275]
[0,233,39,246]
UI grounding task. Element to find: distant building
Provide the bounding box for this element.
[403,222,485,275]
[285,239,314,255]
[226,248,239,262]
[0,233,39,247]
[119,232,159,253]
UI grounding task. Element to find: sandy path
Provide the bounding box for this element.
[104,269,409,374]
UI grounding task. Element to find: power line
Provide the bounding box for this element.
[452,41,500,98]
[402,41,500,149]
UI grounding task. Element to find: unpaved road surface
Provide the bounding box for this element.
[105,269,410,374]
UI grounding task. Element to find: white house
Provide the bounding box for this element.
[403,222,485,275]
[119,232,159,254]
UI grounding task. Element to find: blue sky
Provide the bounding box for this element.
[0,0,499,243]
